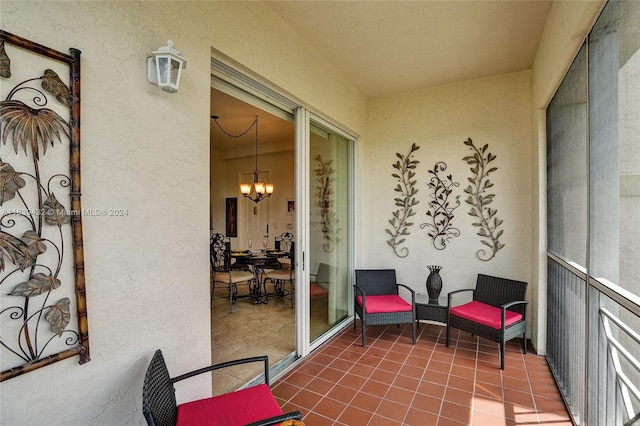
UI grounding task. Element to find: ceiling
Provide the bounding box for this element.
[266,0,553,99]
[212,1,553,149]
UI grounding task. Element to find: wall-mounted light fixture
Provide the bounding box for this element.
[147,40,186,93]
[211,115,274,203]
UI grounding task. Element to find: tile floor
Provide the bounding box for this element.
[272,323,572,426]
[211,281,331,394]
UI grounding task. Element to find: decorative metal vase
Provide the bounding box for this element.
[426,265,443,304]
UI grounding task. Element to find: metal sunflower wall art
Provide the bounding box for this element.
[462,137,505,261]
[386,143,420,258]
[0,31,89,381]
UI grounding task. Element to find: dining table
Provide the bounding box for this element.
[230,249,289,304]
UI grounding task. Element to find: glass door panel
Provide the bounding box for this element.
[308,121,351,342]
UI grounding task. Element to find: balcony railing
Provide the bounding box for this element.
[547,254,640,425]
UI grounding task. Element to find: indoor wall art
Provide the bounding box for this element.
[386,143,420,258]
[0,31,89,381]
[420,161,460,250]
[314,154,335,252]
[462,137,505,261]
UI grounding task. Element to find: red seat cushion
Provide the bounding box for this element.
[450,300,523,330]
[176,383,283,426]
[356,295,412,314]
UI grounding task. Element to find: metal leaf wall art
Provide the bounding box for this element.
[462,137,504,261]
[420,161,460,250]
[314,154,335,252]
[0,31,88,381]
[386,143,420,258]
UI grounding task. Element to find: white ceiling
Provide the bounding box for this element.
[266,0,553,98]
[212,0,553,150]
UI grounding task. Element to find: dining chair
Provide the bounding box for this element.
[210,233,256,313]
[142,349,302,426]
[274,232,294,269]
[263,241,295,308]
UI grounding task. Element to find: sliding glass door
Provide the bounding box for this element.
[307,119,352,343]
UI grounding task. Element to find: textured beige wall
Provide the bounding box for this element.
[365,71,533,299]
[0,1,365,425]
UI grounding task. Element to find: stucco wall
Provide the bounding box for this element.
[364,71,533,303]
[0,1,365,425]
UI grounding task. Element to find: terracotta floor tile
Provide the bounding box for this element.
[375,399,410,422]
[367,413,402,426]
[349,363,376,379]
[411,392,442,414]
[306,377,335,395]
[444,386,473,406]
[350,391,382,412]
[422,370,449,386]
[472,408,508,426]
[272,381,302,401]
[404,407,439,425]
[338,372,368,391]
[440,400,473,424]
[474,381,503,401]
[417,380,446,399]
[313,396,348,420]
[361,379,390,397]
[337,405,373,426]
[392,374,421,392]
[300,410,336,426]
[399,363,425,379]
[447,374,475,393]
[378,358,404,373]
[326,383,358,403]
[369,368,396,384]
[289,388,323,411]
[317,366,345,383]
[385,385,415,405]
[330,358,355,372]
[428,359,452,373]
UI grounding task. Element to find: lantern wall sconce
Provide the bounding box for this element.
[147,40,186,93]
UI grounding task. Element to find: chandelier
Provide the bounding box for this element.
[211,114,274,203]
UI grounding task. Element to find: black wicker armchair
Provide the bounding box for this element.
[446,274,528,369]
[354,269,416,347]
[142,349,302,426]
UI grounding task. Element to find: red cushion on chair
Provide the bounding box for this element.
[356,295,412,314]
[450,300,523,330]
[176,383,283,426]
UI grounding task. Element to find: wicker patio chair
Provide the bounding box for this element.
[210,233,256,314]
[354,269,416,347]
[446,273,528,369]
[142,349,302,426]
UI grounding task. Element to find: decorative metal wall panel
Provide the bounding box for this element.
[0,30,89,381]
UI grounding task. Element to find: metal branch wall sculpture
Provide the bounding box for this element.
[0,31,89,381]
[462,137,504,261]
[386,143,420,258]
[420,161,460,250]
[314,155,335,252]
